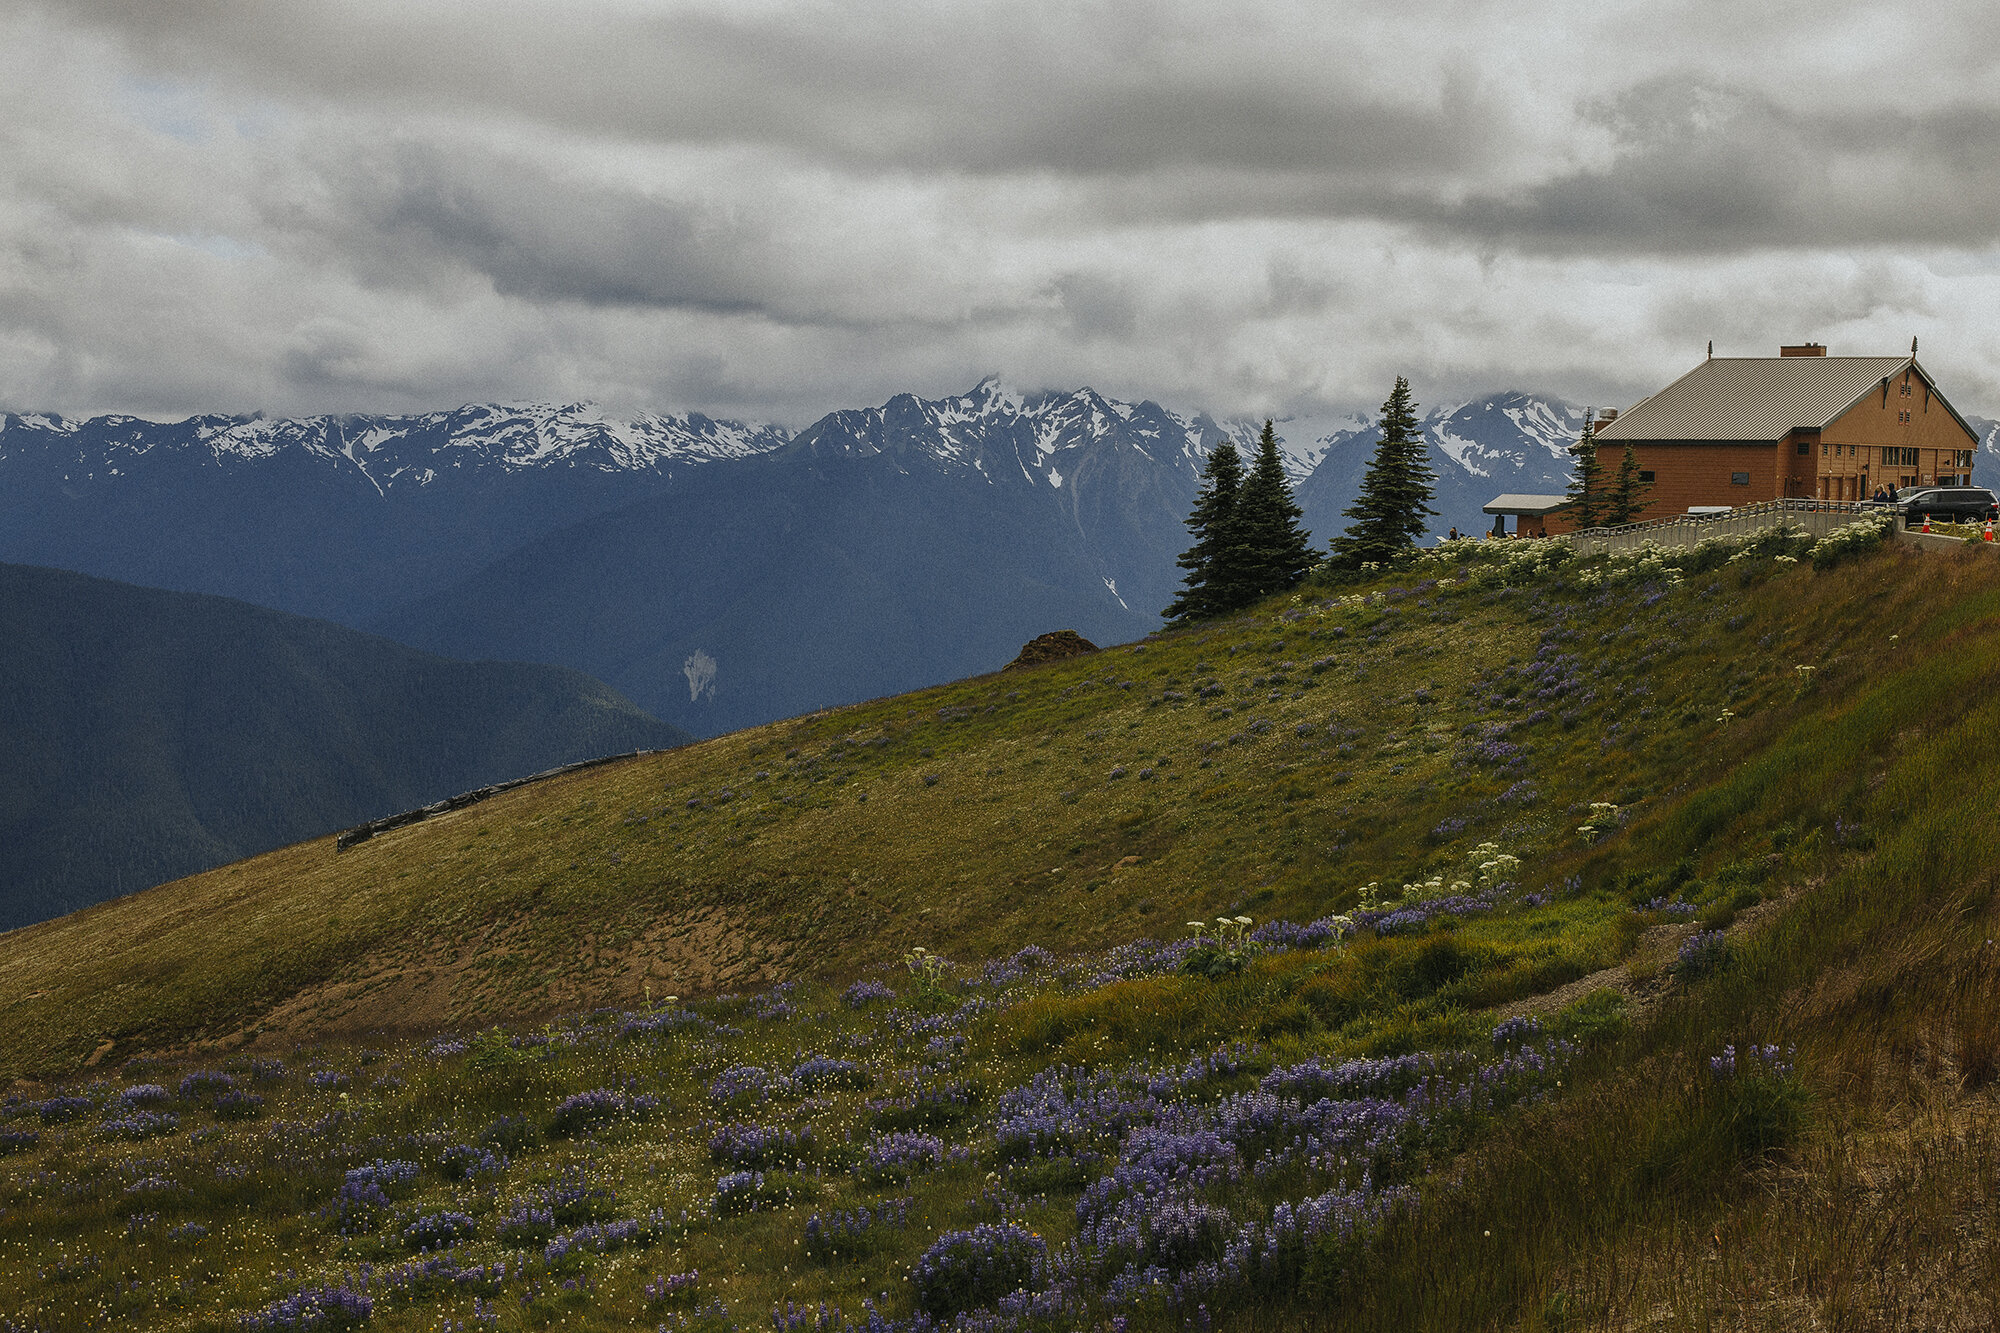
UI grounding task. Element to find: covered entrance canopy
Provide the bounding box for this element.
[1482,493,1568,537]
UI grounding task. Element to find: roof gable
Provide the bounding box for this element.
[1593,356,1974,443]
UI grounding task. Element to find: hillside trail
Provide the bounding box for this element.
[1493,880,1802,1027]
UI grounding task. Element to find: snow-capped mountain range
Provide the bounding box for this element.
[8,380,1994,735]
[0,401,790,491]
[0,377,1580,502]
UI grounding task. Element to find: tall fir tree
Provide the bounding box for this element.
[1163,440,1246,622]
[1563,411,1606,530]
[1605,441,1652,526]
[1330,377,1437,568]
[1221,421,1317,605]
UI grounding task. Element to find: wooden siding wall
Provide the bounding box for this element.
[1820,370,1979,497]
[1570,442,1782,527]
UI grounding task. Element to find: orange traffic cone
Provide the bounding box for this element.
[1922,513,1933,533]
[1985,519,1994,542]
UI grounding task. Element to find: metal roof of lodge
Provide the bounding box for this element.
[1593,355,1954,443]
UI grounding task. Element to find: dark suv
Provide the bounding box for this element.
[1893,486,1999,528]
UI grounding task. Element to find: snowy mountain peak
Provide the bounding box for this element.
[965,374,1025,416]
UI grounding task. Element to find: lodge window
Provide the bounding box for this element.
[1881,446,1919,466]
[1797,441,1810,455]
[1730,472,1750,486]
[1638,471,1655,483]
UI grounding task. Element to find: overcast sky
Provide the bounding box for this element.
[6,0,2000,428]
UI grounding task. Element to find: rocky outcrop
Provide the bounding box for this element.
[1002,630,1100,672]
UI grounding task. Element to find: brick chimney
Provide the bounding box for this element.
[1779,343,1827,357]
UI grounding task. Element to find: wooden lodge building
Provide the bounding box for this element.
[1585,342,1982,523]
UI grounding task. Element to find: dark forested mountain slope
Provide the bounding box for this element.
[0,563,688,930]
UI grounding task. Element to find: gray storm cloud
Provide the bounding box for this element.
[5,0,2000,423]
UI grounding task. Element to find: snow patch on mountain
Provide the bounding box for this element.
[1502,399,1585,459]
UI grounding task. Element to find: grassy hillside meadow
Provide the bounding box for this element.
[4,517,2000,1330]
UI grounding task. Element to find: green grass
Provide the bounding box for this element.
[0,526,1937,1080]
[5,524,2000,1329]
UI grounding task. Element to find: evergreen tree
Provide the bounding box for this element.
[1222,421,1317,604]
[1563,412,1606,530]
[1163,440,1246,622]
[1330,377,1437,568]
[1605,441,1652,526]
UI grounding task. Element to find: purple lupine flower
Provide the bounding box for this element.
[791,1057,867,1091]
[645,1270,700,1304]
[1710,1042,1794,1081]
[36,1096,94,1124]
[495,1203,555,1246]
[402,1210,477,1251]
[542,1172,617,1224]
[100,1110,179,1141]
[708,1065,782,1104]
[843,980,896,1009]
[619,1006,706,1039]
[751,993,799,1021]
[860,1132,946,1179]
[713,1170,790,1216]
[242,1280,373,1330]
[911,1223,1047,1320]
[802,1196,912,1258]
[708,1121,814,1168]
[111,1084,169,1111]
[977,946,1056,988]
[176,1070,236,1101]
[323,1158,420,1234]
[1675,929,1729,979]
[547,1088,624,1137]
[543,1213,662,1268]
[437,1143,509,1180]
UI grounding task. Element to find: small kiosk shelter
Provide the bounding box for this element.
[1482,494,1568,537]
